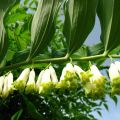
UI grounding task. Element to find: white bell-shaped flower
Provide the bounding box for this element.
[36,70,45,87]
[115,61,120,72]
[41,69,51,83]
[2,76,8,98]
[90,65,103,82]
[17,68,30,82]
[49,66,58,83]
[25,69,36,94]
[13,68,30,92]
[109,63,120,81]
[60,63,75,81]
[26,69,35,86]
[7,72,13,93]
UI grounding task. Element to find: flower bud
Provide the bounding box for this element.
[25,69,36,94]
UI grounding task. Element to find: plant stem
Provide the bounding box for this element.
[1,53,120,71]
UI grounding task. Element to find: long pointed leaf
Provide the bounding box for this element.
[97,0,120,52]
[28,0,62,60]
[63,0,98,54]
[0,0,16,63]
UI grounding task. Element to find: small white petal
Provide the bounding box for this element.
[17,68,30,82]
[41,69,51,83]
[7,72,13,91]
[91,65,102,77]
[49,66,58,83]
[115,61,120,72]
[2,76,8,98]
[109,63,120,81]
[27,69,35,85]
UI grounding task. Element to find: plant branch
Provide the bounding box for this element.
[1,53,120,72]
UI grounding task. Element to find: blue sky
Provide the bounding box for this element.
[85,16,120,120]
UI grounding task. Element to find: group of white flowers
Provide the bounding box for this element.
[0,61,120,99]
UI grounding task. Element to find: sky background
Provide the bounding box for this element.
[85,16,120,120]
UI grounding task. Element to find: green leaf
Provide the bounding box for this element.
[28,0,62,60]
[63,0,98,54]
[97,0,120,52]
[103,103,109,111]
[11,109,23,120]
[88,43,104,56]
[111,95,118,105]
[97,111,102,117]
[22,95,45,120]
[0,0,17,63]
[0,22,8,63]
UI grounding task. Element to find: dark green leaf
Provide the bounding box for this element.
[28,0,62,60]
[63,0,98,54]
[0,0,17,63]
[97,0,120,52]
[0,22,8,63]
[11,109,23,120]
[103,103,109,111]
[111,95,118,105]
[88,43,104,56]
[97,111,102,117]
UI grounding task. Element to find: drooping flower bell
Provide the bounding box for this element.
[84,65,106,99]
[25,69,36,94]
[57,63,79,90]
[2,72,13,98]
[38,66,58,94]
[109,63,120,94]
[13,68,30,92]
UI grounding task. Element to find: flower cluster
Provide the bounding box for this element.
[1,61,120,99]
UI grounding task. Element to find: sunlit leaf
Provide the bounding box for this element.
[28,0,62,60]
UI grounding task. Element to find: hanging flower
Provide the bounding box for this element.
[109,63,120,94]
[36,70,45,90]
[25,69,36,94]
[13,68,30,92]
[39,68,55,94]
[84,65,106,99]
[7,72,13,94]
[57,63,79,90]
